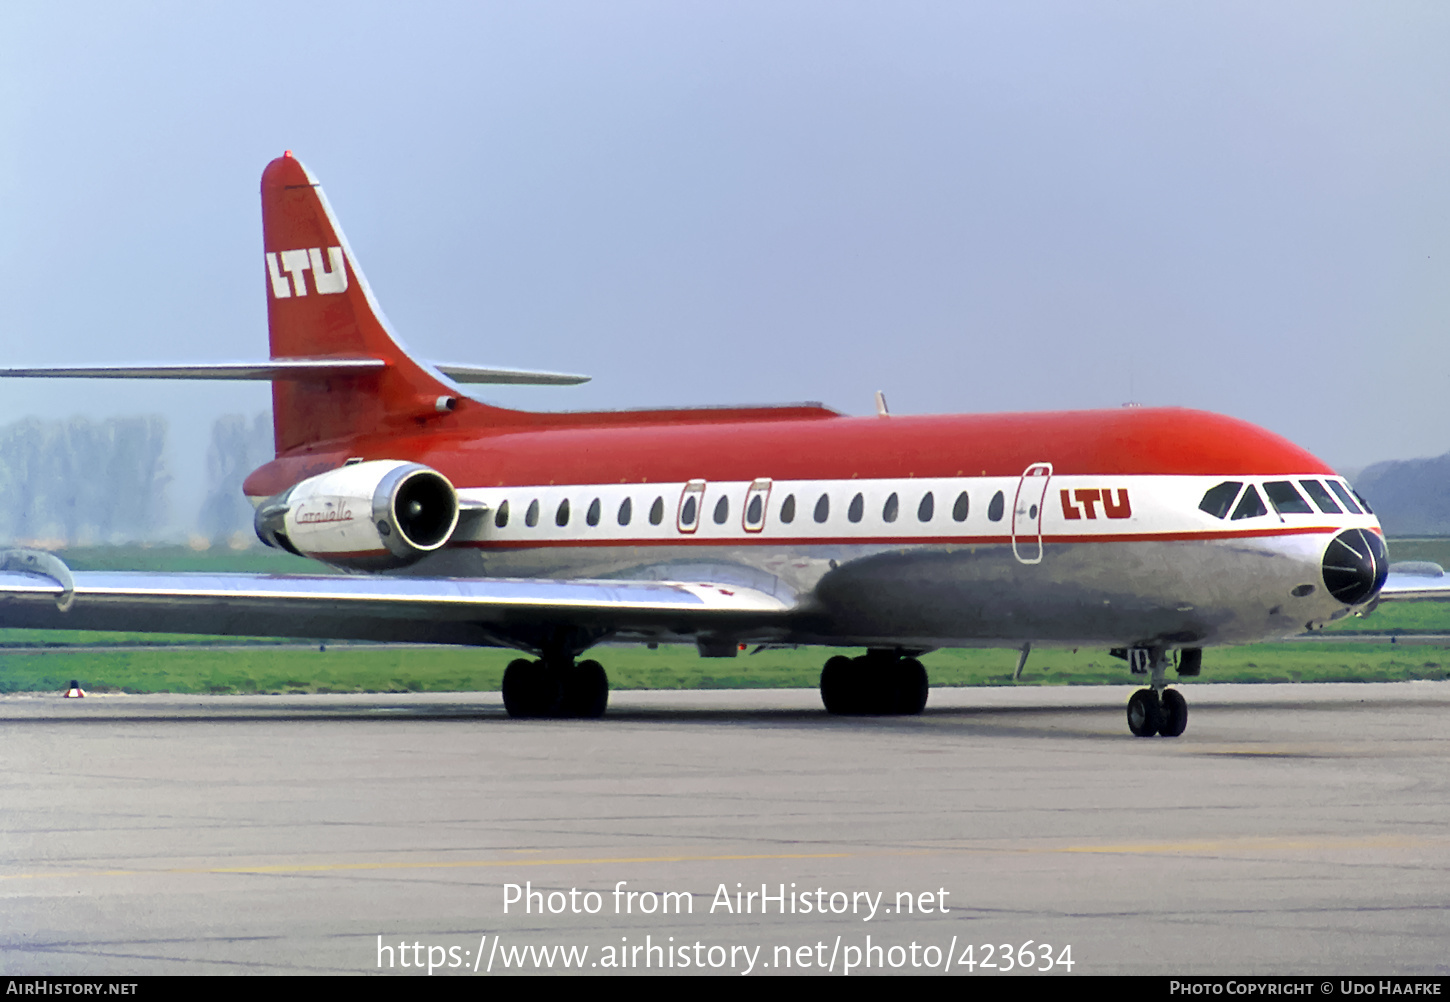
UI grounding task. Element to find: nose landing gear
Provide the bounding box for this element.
[1127,687,1187,736]
[1126,647,1189,737]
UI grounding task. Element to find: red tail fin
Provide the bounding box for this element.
[261,153,462,454]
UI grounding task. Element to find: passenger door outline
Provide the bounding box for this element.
[742,479,772,532]
[676,480,706,534]
[1011,462,1053,565]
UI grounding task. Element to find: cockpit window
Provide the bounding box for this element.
[1199,481,1243,519]
[1263,481,1313,514]
[1298,480,1341,514]
[1326,480,1363,515]
[1231,485,1268,520]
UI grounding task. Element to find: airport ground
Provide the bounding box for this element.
[2,682,1447,976]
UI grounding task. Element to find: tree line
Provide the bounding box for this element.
[0,412,272,546]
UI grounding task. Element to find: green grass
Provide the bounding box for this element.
[54,543,323,574]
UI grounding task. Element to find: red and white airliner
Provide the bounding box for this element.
[0,153,1437,735]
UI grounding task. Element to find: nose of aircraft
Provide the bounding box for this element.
[1322,528,1388,605]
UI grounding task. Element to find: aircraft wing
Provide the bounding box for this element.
[1374,562,1450,602]
[0,557,794,649]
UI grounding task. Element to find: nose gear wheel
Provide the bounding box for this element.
[1127,687,1188,737]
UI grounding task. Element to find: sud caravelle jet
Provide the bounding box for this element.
[0,152,1441,736]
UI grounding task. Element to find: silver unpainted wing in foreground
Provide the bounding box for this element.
[0,561,793,649]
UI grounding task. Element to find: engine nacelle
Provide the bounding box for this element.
[255,460,460,570]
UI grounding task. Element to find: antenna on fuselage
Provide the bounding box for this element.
[874,390,890,417]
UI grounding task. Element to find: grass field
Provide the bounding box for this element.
[2,543,1447,694]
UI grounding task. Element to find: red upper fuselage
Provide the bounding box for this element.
[244,404,1333,499]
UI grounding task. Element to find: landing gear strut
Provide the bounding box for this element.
[502,655,609,719]
[820,650,928,715]
[1125,647,1189,737]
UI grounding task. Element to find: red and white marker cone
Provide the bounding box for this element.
[63,679,86,698]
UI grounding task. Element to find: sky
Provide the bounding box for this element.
[1,2,1447,529]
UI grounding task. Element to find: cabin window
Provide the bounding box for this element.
[1263,481,1312,515]
[780,494,796,523]
[883,492,899,523]
[713,495,729,524]
[618,497,633,525]
[555,498,571,526]
[586,498,601,526]
[746,494,763,526]
[1298,480,1341,514]
[848,493,864,523]
[952,491,969,522]
[649,496,665,525]
[917,492,935,522]
[988,490,1005,522]
[1231,485,1267,520]
[1326,480,1362,515]
[494,499,510,528]
[814,494,830,523]
[1198,481,1243,519]
[680,496,698,527]
[525,499,540,527]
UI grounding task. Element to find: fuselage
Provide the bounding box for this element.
[243,404,1383,652]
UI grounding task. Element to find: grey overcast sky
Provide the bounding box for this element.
[1,2,1448,522]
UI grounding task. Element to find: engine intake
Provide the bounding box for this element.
[255,460,461,570]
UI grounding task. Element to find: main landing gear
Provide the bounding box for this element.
[501,655,608,718]
[1125,647,1191,737]
[820,650,929,716]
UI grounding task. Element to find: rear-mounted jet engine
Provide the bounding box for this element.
[255,460,460,570]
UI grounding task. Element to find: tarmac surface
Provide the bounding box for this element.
[1,682,1447,976]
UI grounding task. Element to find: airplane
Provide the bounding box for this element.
[0,151,1442,736]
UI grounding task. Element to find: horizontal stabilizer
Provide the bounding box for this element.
[434,364,589,386]
[0,360,589,385]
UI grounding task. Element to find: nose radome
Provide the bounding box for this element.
[1322,528,1388,605]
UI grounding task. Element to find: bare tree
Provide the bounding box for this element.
[198,412,273,544]
[0,415,169,545]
